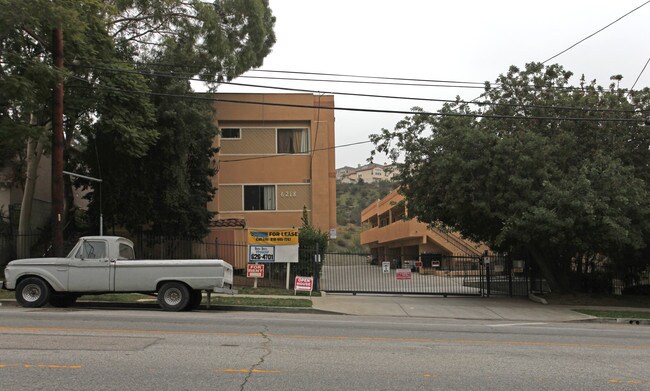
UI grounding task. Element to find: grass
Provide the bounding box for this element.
[237,286,320,297]
[0,288,314,308]
[208,297,312,308]
[539,292,650,308]
[573,309,650,320]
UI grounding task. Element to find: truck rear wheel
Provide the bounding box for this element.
[157,282,190,311]
[16,277,52,308]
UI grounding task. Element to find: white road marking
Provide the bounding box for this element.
[488,322,548,327]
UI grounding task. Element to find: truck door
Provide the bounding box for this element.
[68,239,111,292]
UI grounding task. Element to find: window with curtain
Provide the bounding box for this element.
[244,185,276,210]
[277,128,309,153]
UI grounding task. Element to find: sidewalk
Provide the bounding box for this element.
[2,293,649,323]
[310,294,596,322]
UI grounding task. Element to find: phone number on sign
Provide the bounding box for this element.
[250,253,274,261]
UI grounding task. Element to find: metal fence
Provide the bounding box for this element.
[317,252,534,297]
[2,232,645,297]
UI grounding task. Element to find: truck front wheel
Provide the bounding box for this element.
[16,277,52,308]
[157,282,190,311]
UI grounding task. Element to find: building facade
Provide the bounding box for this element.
[360,189,488,264]
[338,163,396,183]
[208,93,337,264]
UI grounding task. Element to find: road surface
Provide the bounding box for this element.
[1,306,649,390]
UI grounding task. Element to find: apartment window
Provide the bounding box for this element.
[277,128,308,153]
[221,128,241,139]
[244,185,276,210]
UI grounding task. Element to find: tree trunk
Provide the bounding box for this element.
[530,248,571,293]
[16,135,45,259]
[16,115,49,258]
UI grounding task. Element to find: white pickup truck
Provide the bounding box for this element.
[1,236,235,311]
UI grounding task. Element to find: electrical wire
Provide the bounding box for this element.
[67,83,643,123]
[101,60,486,85]
[629,56,650,92]
[219,140,373,163]
[71,63,646,114]
[542,0,650,64]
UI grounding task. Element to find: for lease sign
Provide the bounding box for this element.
[248,229,299,263]
[248,229,299,245]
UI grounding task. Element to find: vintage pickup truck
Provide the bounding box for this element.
[1,236,235,311]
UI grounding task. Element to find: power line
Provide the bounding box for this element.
[71,63,646,114]
[630,56,650,92]
[102,60,487,85]
[220,140,373,164]
[248,69,485,85]
[542,0,650,64]
[67,83,644,123]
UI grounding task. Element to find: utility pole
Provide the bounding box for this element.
[52,27,64,256]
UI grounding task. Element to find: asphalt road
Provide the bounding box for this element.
[1,306,649,390]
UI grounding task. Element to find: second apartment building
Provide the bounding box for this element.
[208,93,337,265]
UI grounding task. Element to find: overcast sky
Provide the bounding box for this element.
[217,0,650,168]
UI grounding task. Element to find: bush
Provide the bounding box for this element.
[622,284,650,295]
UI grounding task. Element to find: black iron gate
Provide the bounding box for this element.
[317,251,531,297]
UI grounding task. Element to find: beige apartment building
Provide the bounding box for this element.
[208,93,337,257]
[360,189,488,264]
[337,163,397,183]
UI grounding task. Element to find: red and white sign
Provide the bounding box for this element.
[294,276,313,292]
[414,261,423,268]
[247,264,265,278]
[396,269,412,281]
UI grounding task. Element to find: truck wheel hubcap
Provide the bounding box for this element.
[164,288,182,305]
[23,284,41,302]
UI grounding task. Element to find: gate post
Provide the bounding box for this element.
[508,256,513,297]
[486,261,491,298]
[314,243,320,291]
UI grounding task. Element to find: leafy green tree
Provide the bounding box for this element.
[76,0,276,237]
[0,0,151,256]
[1,0,276,240]
[371,63,650,292]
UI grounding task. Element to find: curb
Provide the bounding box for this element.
[0,299,335,315]
[576,317,650,326]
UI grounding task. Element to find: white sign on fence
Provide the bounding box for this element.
[396,269,412,281]
[382,262,390,274]
[249,245,275,262]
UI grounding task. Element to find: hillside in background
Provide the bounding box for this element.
[329,180,397,252]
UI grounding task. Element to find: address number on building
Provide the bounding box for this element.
[249,245,275,262]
